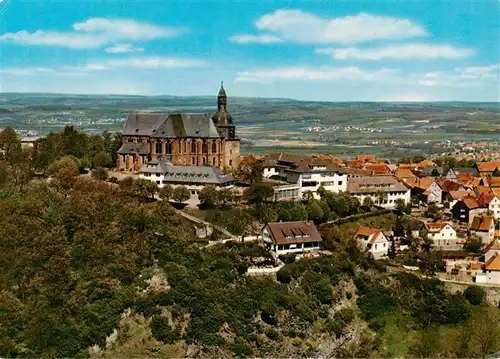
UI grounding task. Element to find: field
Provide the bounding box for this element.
[1,93,499,160]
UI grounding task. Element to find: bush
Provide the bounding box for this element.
[278,253,296,264]
[151,315,180,344]
[91,167,108,181]
[464,285,485,306]
[276,266,292,284]
[444,294,470,324]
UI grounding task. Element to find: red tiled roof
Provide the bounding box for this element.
[356,155,377,163]
[457,173,475,183]
[417,159,435,169]
[347,160,365,169]
[485,253,500,271]
[354,226,383,245]
[394,168,416,179]
[425,222,452,233]
[462,197,480,209]
[470,216,495,232]
[477,193,495,207]
[475,186,492,195]
[476,161,500,173]
[365,164,392,174]
[418,177,436,190]
[488,177,500,187]
[448,190,471,200]
[483,238,500,253]
[437,179,463,192]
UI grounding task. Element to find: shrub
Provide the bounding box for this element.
[278,253,296,264]
[276,266,292,284]
[464,285,485,306]
[151,315,179,344]
[444,294,470,324]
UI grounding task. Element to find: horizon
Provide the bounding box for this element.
[1,91,500,105]
[0,1,499,102]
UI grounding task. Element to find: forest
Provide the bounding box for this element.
[0,126,499,358]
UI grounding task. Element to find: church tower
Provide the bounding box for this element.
[212,82,236,139]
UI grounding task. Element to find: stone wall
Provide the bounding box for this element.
[443,280,500,307]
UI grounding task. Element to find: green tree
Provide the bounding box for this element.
[235,156,263,184]
[409,327,443,358]
[388,239,397,260]
[244,183,274,206]
[93,151,112,168]
[91,167,108,181]
[362,196,374,209]
[199,185,218,207]
[463,285,485,306]
[173,186,191,204]
[463,235,482,253]
[0,127,21,165]
[306,200,324,223]
[289,203,308,221]
[159,184,174,202]
[394,198,406,212]
[302,190,314,203]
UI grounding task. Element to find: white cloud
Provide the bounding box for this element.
[316,43,475,60]
[233,10,427,44]
[229,34,283,44]
[1,57,207,77]
[417,64,499,87]
[105,44,144,53]
[0,18,182,49]
[235,66,399,83]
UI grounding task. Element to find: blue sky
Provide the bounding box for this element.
[0,0,499,101]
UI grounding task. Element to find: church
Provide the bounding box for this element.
[118,83,240,172]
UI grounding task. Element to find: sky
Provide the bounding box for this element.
[0,0,499,101]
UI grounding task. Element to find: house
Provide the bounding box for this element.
[438,179,466,204]
[365,163,392,175]
[483,235,500,263]
[347,175,411,209]
[475,161,500,177]
[394,168,417,182]
[475,253,500,285]
[353,226,390,259]
[424,181,443,205]
[446,190,472,209]
[452,197,485,224]
[470,215,496,245]
[417,159,436,169]
[260,153,348,201]
[488,195,500,220]
[262,221,322,256]
[139,158,235,195]
[425,222,458,248]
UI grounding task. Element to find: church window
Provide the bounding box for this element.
[155,142,162,154]
[212,141,217,153]
[202,140,208,154]
[192,157,195,165]
[191,141,196,153]
[166,141,172,154]
[213,158,216,166]
[229,160,233,166]
[203,158,206,165]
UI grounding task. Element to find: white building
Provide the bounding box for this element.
[353,226,390,259]
[262,221,322,256]
[347,175,411,209]
[425,222,458,247]
[488,195,500,220]
[139,158,235,195]
[475,253,500,285]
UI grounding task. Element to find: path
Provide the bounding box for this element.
[171,207,238,241]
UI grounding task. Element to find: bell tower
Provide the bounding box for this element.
[212,81,235,139]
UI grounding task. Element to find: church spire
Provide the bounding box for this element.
[217,80,227,110]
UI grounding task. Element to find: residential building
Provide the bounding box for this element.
[475,253,500,285]
[425,222,458,247]
[470,215,496,245]
[262,153,348,201]
[139,158,235,195]
[475,161,500,177]
[489,195,500,220]
[483,236,500,263]
[118,83,240,171]
[353,226,389,259]
[347,175,411,209]
[262,221,322,256]
[452,197,484,224]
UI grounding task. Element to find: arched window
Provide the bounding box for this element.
[155,141,162,154]
[202,158,206,165]
[166,141,172,154]
[229,159,233,167]
[212,141,217,153]
[202,140,208,154]
[212,158,216,165]
[191,141,196,153]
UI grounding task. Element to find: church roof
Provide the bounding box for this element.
[118,142,150,155]
[123,113,222,138]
